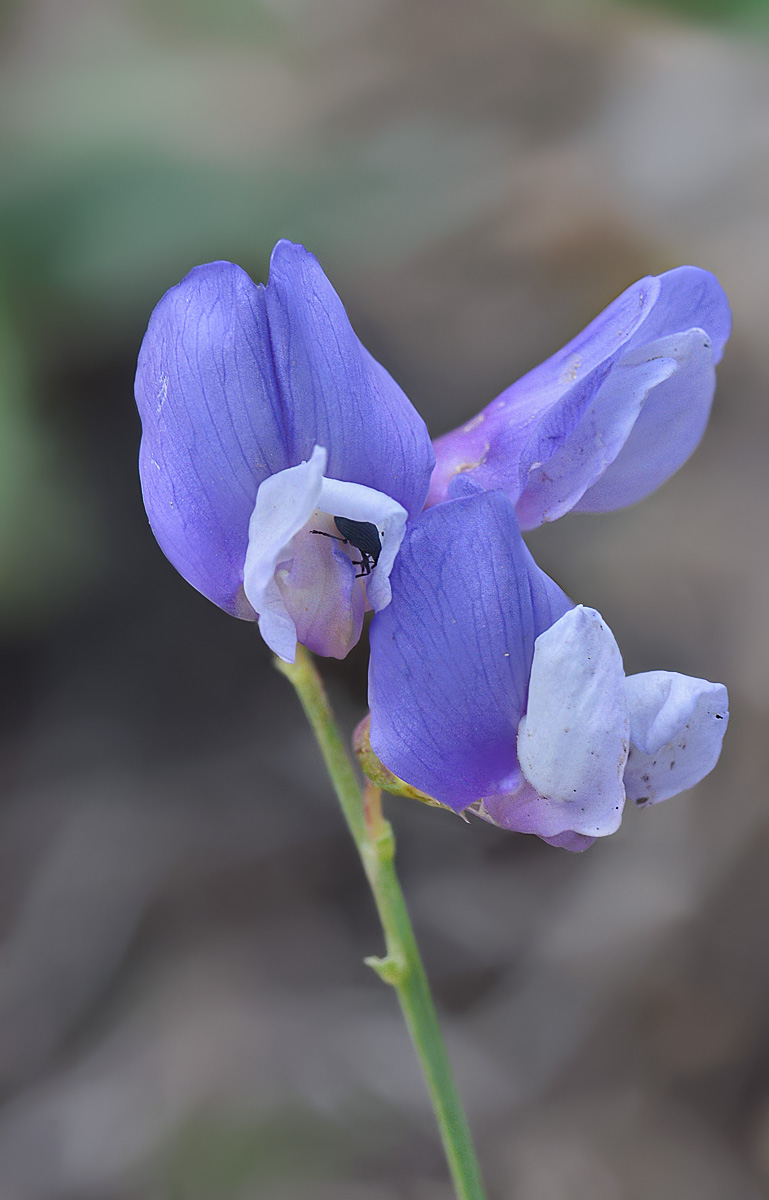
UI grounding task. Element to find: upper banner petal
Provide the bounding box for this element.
[136,261,288,617]
[624,671,729,806]
[137,242,435,623]
[623,266,731,363]
[427,274,661,509]
[428,265,730,524]
[368,491,571,811]
[517,606,629,837]
[265,241,435,519]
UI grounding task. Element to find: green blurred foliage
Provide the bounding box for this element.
[617,0,769,33]
[0,284,95,628]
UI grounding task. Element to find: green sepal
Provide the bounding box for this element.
[353,715,453,811]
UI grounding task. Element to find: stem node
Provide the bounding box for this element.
[364,953,407,986]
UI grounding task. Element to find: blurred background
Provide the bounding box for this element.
[0,0,768,1196]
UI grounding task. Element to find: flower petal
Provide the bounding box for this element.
[517,606,629,837]
[623,671,729,806]
[265,241,435,519]
[243,446,327,661]
[541,830,596,852]
[480,777,591,839]
[368,491,572,811]
[276,527,365,661]
[136,242,435,619]
[428,266,730,524]
[479,787,596,850]
[516,340,678,527]
[427,274,661,508]
[136,261,287,617]
[625,265,731,363]
[573,329,716,512]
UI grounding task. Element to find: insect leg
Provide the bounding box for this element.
[354,554,373,578]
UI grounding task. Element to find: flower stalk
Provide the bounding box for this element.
[275,644,488,1200]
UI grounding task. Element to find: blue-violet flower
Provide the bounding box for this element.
[368,490,728,851]
[427,267,731,526]
[135,241,434,661]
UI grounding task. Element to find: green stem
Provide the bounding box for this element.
[275,645,488,1200]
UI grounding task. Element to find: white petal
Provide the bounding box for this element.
[517,606,629,837]
[243,445,327,660]
[624,671,729,806]
[242,448,407,661]
[255,577,300,663]
[318,477,407,610]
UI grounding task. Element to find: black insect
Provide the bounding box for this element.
[311,517,383,578]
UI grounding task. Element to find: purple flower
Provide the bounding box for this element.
[135,240,434,661]
[368,490,728,851]
[427,267,731,527]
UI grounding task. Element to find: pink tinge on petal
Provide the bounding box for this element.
[480,777,584,839]
[426,415,500,509]
[480,785,597,852]
[276,523,365,660]
[540,830,596,852]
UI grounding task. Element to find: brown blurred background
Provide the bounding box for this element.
[0,0,768,1196]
